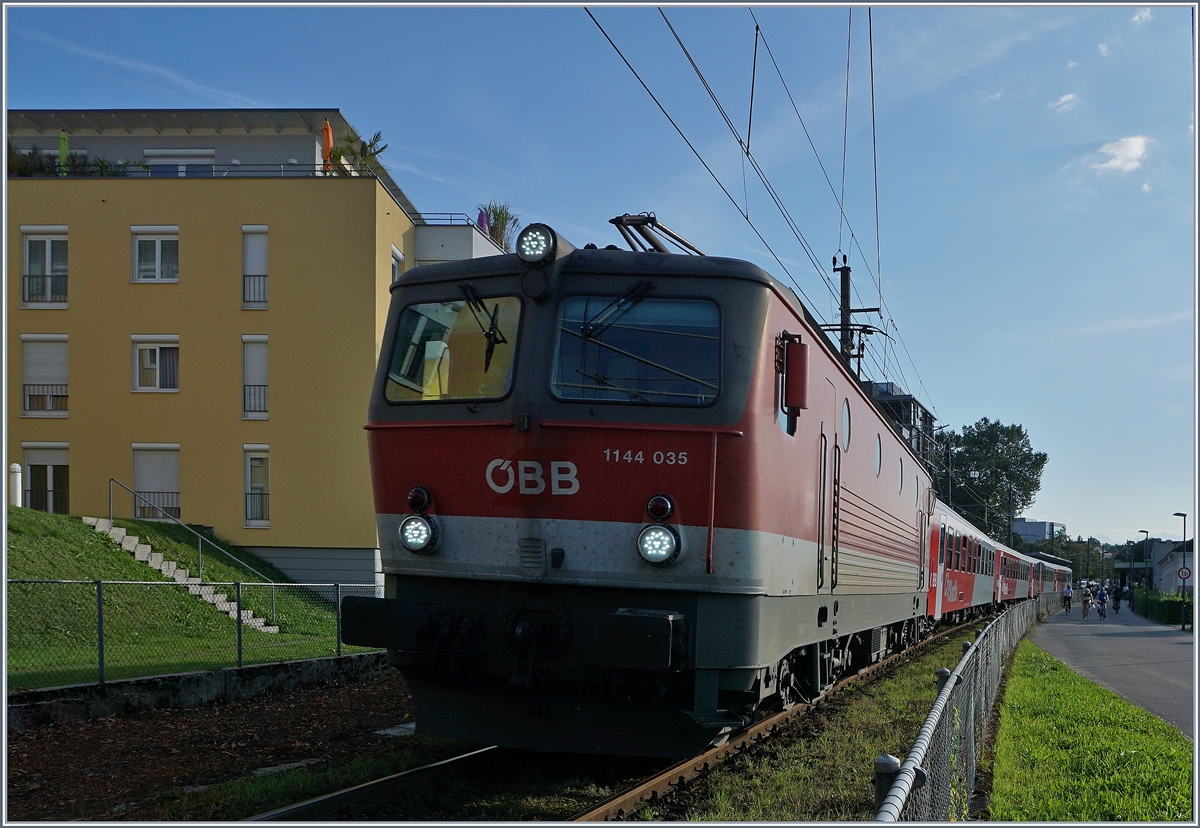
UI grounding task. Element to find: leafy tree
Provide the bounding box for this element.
[944,418,1048,539]
[477,200,520,253]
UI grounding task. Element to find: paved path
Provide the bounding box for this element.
[1030,601,1195,736]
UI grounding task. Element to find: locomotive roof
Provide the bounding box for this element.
[394,247,839,356]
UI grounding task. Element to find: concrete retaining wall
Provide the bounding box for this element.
[6,651,390,732]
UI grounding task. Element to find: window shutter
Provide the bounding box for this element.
[134,450,180,493]
[244,342,268,386]
[244,232,268,276]
[23,342,68,385]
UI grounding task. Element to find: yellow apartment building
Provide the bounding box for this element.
[7,108,502,588]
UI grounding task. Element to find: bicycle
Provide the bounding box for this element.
[1097,600,1107,620]
[1082,599,1091,620]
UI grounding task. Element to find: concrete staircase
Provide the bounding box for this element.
[82,517,280,633]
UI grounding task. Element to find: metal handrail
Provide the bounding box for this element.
[108,477,273,584]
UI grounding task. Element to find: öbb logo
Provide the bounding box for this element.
[486,460,579,496]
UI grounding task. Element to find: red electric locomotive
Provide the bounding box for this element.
[342,219,1070,757]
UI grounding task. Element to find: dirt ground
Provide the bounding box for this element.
[6,669,413,821]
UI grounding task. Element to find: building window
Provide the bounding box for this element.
[133,445,180,520]
[391,244,405,285]
[23,445,69,514]
[23,231,68,305]
[243,336,268,418]
[143,148,216,177]
[132,226,179,281]
[21,335,68,416]
[132,336,179,391]
[243,225,268,307]
[245,447,269,526]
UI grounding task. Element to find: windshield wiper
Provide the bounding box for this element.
[581,280,654,342]
[460,283,508,373]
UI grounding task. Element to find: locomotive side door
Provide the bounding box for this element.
[818,378,837,593]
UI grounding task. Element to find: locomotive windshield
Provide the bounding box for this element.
[385,296,522,402]
[550,295,720,405]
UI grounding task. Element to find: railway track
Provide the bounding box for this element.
[246,619,983,822]
[569,618,984,821]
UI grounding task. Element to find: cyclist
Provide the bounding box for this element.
[1081,586,1093,620]
[1062,583,1073,614]
[1096,585,1108,620]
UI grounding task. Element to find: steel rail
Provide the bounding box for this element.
[245,745,498,821]
[570,618,983,821]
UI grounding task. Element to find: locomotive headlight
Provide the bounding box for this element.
[399,514,438,554]
[637,524,680,566]
[516,223,557,267]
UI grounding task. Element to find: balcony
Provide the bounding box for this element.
[23,384,68,414]
[9,160,381,180]
[23,273,68,305]
[135,491,180,520]
[244,385,268,417]
[243,275,268,308]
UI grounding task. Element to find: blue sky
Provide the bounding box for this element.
[5,4,1195,545]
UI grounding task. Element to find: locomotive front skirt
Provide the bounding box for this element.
[342,224,1070,757]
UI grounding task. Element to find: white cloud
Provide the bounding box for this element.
[1132,7,1151,24]
[1060,311,1190,337]
[1097,42,1110,57]
[1048,93,1078,113]
[1066,60,1077,69]
[1092,135,1149,171]
[983,89,1004,102]
[1142,182,1151,192]
[17,28,262,106]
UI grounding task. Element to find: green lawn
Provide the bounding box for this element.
[990,640,1193,821]
[6,508,377,690]
[636,632,978,821]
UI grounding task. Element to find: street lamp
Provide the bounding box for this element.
[1140,529,1149,616]
[1174,512,1188,631]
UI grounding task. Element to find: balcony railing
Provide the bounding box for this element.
[246,492,270,522]
[244,385,268,414]
[24,488,70,514]
[243,274,268,306]
[136,491,180,520]
[9,161,381,180]
[23,384,68,412]
[23,273,68,304]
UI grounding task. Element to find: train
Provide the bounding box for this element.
[341,218,1072,758]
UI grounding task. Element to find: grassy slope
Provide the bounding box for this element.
[6,508,371,689]
[990,640,1192,821]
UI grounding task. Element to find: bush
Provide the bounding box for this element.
[1130,588,1191,626]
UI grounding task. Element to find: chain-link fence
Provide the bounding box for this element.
[874,593,1059,821]
[6,580,382,690]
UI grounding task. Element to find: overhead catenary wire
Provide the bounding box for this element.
[588,8,940,423]
[584,8,830,324]
[838,8,852,254]
[750,8,938,417]
[869,7,885,375]
[657,8,839,300]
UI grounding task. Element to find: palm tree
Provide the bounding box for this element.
[477,200,520,253]
[332,128,388,173]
